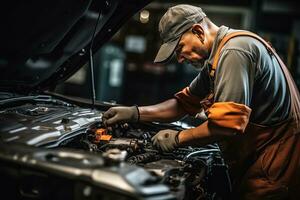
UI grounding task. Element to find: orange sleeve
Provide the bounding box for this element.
[207,102,251,133]
[174,87,203,116]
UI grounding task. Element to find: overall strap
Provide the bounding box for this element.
[211,31,300,120]
[210,31,273,76]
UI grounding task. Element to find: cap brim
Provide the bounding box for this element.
[154,38,180,63]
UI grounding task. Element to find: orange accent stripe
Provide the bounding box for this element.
[212,31,274,71]
[174,87,203,115]
[208,102,252,133]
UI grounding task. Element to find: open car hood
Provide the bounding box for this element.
[0,0,151,94]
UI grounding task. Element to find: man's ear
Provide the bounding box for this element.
[191,24,204,43]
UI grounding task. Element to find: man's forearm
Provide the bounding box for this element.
[139,98,186,122]
[178,120,235,147]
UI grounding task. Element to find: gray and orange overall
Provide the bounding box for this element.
[176,32,300,199]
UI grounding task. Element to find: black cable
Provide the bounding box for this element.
[89,8,103,109]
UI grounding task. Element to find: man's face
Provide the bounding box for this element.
[175,26,209,69]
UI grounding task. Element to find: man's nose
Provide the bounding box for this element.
[176,53,185,63]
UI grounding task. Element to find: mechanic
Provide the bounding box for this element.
[102,4,300,199]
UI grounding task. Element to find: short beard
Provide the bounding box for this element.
[191,59,206,69]
[191,48,209,69]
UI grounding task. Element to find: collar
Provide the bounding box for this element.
[207,25,230,66]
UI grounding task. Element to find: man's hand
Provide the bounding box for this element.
[102,106,139,126]
[151,129,180,152]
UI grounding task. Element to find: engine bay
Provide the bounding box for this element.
[69,122,231,200]
[0,95,231,200]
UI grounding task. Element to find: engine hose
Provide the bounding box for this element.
[127,152,160,164]
[183,149,220,162]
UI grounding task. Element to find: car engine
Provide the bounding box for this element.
[0,95,231,200]
[70,122,231,200]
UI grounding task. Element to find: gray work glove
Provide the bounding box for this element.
[151,129,180,152]
[102,106,139,126]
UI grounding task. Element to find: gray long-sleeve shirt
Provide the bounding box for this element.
[189,26,290,125]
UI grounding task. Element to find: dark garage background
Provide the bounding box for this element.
[55,0,300,108]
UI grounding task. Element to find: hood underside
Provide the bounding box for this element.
[0,0,151,94]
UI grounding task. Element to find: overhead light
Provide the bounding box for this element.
[140,10,150,23]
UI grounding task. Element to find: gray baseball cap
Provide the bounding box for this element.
[154,4,206,63]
